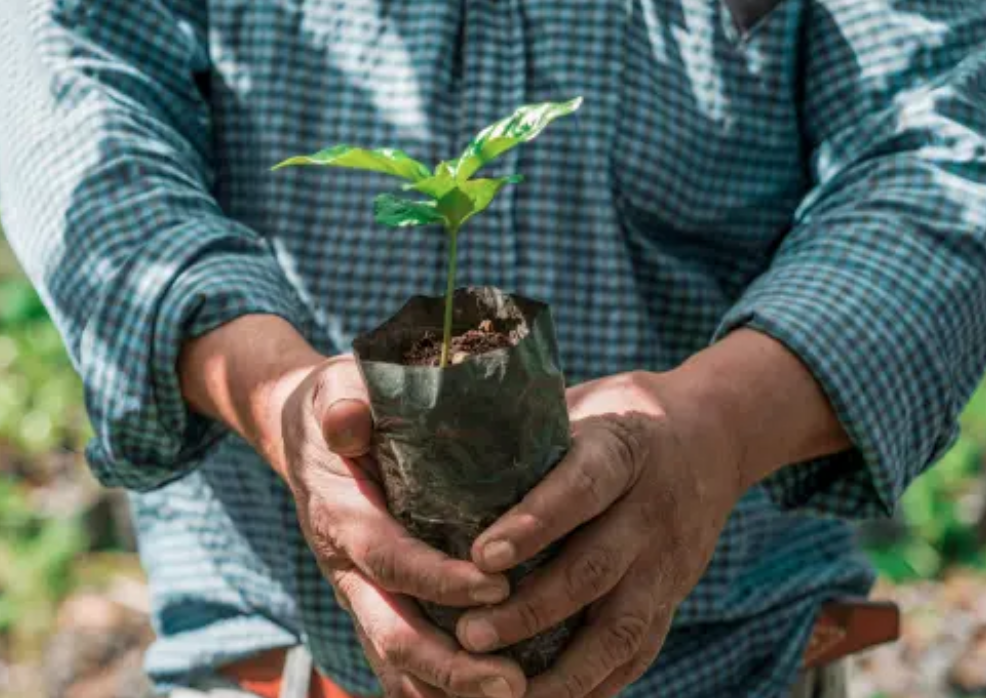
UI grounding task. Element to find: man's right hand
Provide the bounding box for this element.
[179,315,525,698]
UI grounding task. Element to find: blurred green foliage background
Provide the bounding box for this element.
[0,233,144,692]
[862,388,986,582]
[0,223,983,693]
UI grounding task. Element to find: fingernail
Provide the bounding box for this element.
[482,540,516,569]
[327,397,363,414]
[332,427,356,449]
[471,583,508,605]
[463,618,500,652]
[481,677,513,698]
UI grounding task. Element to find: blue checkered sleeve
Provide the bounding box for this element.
[716,2,986,518]
[0,0,307,491]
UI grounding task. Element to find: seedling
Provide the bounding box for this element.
[273,97,582,367]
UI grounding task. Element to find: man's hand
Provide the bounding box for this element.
[453,372,740,698]
[179,315,527,698]
[453,329,851,698]
[280,356,529,698]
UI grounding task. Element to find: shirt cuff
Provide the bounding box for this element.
[713,255,959,519]
[81,219,310,491]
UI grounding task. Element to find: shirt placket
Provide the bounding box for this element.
[456,0,527,292]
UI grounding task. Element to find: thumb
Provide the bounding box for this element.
[313,356,373,458]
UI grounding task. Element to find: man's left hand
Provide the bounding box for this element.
[454,370,745,698]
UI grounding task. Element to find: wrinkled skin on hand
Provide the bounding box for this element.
[456,371,744,698]
[279,355,527,698]
[182,314,840,698]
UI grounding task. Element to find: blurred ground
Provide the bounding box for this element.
[851,573,986,698]
[0,232,984,698]
[4,528,986,698]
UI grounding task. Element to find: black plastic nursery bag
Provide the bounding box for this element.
[352,286,580,676]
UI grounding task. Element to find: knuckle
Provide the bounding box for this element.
[415,655,456,692]
[513,508,553,545]
[515,596,552,638]
[307,505,342,558]
[565,546,620,601]
[404,548,452,601]
[435,669,459,694]
[361,539,402,589]
[598,427,639,486]
[602,613,649,666]
[322,357,359,395]
[571,462,607,509]
[437,651,475,694]
[379,628,414,668]
[560,670,595,698]
[329,568,360,608]
[429,560,462,601]
[365,540,458,602]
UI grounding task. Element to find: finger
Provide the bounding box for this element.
[331,568,528,698]
[472,418,647,573]
[299,358,510,608]
[351,618,446,698]
[347,522,511,607]
[524,572,661,698]
[581,612,672,698]
[457,505,640,651]
[313,355,373,457]
[306,471,510,607]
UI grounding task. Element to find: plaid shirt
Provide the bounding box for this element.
[3,1,986,695]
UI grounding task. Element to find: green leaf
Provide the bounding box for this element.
[451,97,582,181]
[272,145,432,182]
[404,162,458,200]
[435,175,524,231]
[458,175,523,220]
[373,194,448,228]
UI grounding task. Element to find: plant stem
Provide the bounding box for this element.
[440,226,460,368]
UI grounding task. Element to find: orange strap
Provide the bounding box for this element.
[221,600,901,695]
[802,600,900,669]
[220,648,369,698]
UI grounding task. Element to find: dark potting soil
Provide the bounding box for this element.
[403,319,515,366]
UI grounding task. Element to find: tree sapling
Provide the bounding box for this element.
[273,98,583,677]
[274,97,582,367]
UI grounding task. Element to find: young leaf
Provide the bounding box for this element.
[459,175,523,218]
[271,97,584,369]
[373,194,448,228]
[450,97,582,181]
[435,175,524,231]
[272,145,432,182]
[403,163,457,200]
